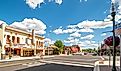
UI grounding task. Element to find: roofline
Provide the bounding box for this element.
[5,26,44,39]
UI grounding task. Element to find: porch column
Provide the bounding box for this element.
[43,49,45,55]
[21,47,23,56]
[34,45,36,56]
[14,37,17,44]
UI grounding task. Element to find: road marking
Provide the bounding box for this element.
[42,61,94,67]
[27,63,46,67]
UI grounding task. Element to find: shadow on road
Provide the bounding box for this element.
[16,63,93,71]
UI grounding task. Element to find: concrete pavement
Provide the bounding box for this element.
[94,56,120,71]
[0,55,54,68]
[0,55,54,62]
[1,55,119,71]
[0,55,100,68]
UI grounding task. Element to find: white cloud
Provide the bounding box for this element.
[44,38,55,45]
[67,37,74,40]
[101,33,107,36]
[104,10,107,14]
[44,38,55,44]
[77,28,94,33]
[64,40,72,44]
[25,0,45,9]
[10,18,47,34]
[111,0,121,23]
[0,20,7,25]
[10,22,28,30]
[81,34,94,39]
[78,40,98,48]
[55,0,63,5]
[77,20,112,29]
[25,0,63,9]
[53,26,77,34]
[91,41,96,43]
[67,25,77,29]
[53,28,63,34]
[70,32,81,37]
[44,38,51,42]
[80,0,88,2]
[63,28,77,34]
[64,38,79,44]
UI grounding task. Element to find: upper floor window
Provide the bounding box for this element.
[12,36,15,43]
[6,35,10,44]
[17,37,20,43]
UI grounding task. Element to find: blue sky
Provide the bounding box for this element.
[0,0,121,49]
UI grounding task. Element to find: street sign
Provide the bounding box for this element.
[115,22,121,29]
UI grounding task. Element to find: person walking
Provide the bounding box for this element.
[40,51,44,60]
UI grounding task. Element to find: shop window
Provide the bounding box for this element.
[12,36,15,43]
[36,41,38,46]
[6,35,10,44]
[40,42,43,47]
[17,37,20,43]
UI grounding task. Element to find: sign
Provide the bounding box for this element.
[115,22,121,29]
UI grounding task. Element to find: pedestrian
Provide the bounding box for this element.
[40,51,44,60]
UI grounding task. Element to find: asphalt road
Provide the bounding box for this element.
[0,55,101,71]
[16,64,93,71]
[0,63,93,71]
[43,55,101,66]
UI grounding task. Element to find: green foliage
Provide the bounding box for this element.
[82,48,97,53]
[54,40,64,54]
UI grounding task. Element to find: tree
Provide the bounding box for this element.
[104,36,120,47]
[54,40,64,54]
[104,36,120,56]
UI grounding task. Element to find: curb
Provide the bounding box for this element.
[0,56,55,62]
[0,63,22,68]
[0,56,55,68]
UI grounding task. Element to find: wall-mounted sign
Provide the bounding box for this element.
[115,22,121,30]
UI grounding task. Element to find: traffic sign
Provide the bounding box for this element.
[115,22,121,29]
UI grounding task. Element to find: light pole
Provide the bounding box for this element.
[111,3,117,71]
[0,40,2,60]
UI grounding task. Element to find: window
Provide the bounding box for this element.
[17,37,20,43]
[6,35,10,44]
[12,36,15,43]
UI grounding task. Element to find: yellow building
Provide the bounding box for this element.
[0,23,45,59]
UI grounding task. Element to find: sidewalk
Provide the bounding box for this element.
[0,55,55,62]
[94,56,120,71]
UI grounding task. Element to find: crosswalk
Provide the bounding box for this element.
[21,59,94,68]
[22,61,46,67]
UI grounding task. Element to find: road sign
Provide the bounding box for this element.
[115,22,121,29]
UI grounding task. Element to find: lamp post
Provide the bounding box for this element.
[0,40,2,60]
[111,3,117,71]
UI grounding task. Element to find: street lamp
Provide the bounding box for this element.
[0,40,2,60]
[111,2,117,71]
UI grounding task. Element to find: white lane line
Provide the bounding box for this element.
[27,63,46,67]
[43,61,94,67]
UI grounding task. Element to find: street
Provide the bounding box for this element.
[0,55,102,71]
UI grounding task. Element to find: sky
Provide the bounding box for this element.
[0,0,121,49]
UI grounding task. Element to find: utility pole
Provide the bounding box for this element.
[111,2,117,71]
[120,35,121,71]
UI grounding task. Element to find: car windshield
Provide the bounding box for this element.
[0,0,120,71]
